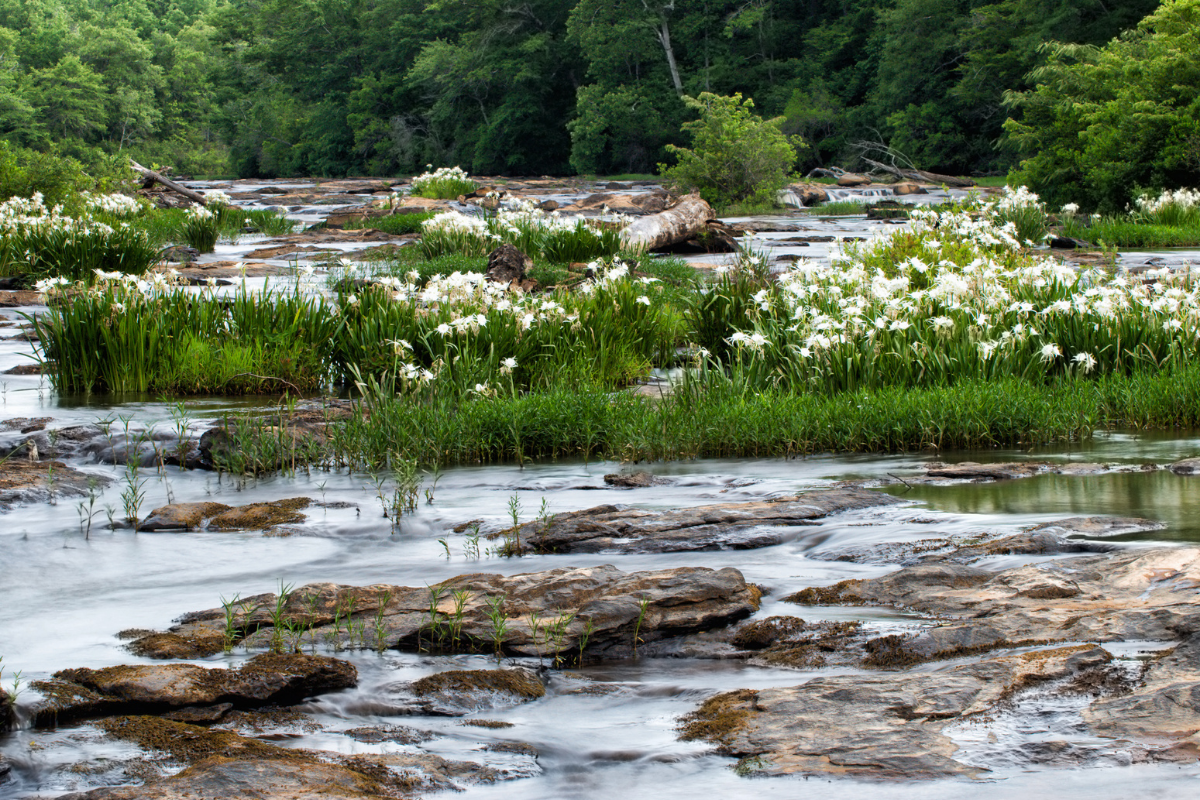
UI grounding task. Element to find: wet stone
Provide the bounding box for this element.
[138,498,311,532]
[0,459,110,511]
[1169,457,1200,475]
[30,653,357,726]
[132,564,761,662]
[602,471,672,488]
[793,546,1200,664]
[501,486,901,554]
[679,645,1112,779]
[386,669,546,716]
[1026,516,1166,537]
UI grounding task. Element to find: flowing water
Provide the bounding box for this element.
[2,181,1200,798]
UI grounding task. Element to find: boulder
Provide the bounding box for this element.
[138,499,310,532]
[778,184,828,208]
[836,173,871,187]
[30,653,356,726]
[129,565,762,662]
[501,486,902,554]
[923,461,1045,481]
[892,182,927,196]
[484,244,532,285]
[0,686,14,732]
[680,645,1111,778]
[1170,458,1200,475]
[1026,516,1165,537]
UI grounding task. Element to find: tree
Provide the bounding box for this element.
[1003,0,1200,210]
[659,92,800,206]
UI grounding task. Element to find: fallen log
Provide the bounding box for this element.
[130,160,210,205]
[861,157,976,188]
[620,194,715,252]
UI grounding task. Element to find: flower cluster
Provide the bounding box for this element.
[721,205,1200,384]
[204,190,233,207]
[411,166,472,195]
[83,193,144,217]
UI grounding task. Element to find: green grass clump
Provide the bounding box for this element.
[717,200,789,217]
[419,206,625,264]
[1060,217,1200,248]
[214,366,1200,474]
[344,211,435,236]
[809,200,867,216]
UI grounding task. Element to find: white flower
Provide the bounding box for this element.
[636,295,651,306]
[502,357,518,369]
[436,323,451,335]
[1073,352,1097,372]
[1061,203,1079,215]
[1039,343,1062,362]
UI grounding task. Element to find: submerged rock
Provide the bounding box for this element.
[1169,458,1200,475]
[0,459,110,510]
[1026,516,1166,537]
[602,471,672,488]
[383,668,546,716]
[679,645,1111,778]
[918,460,1160,483]
[791,546,1200,663]
[30,653,356,726]
[499,486,901,554]
[129,565,761,662]
[59,715,505,799]
[1085,632,1200,754]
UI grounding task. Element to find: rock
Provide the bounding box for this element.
[602,471,671,488]
[1026,516,1166,537]
[30,653,356,726]
[1,686,14,732]
[681,645,1110,778]
[160,245,199,263]
[1085,632,1200,748]
[938,530,1121,562]
[484,244,532,285]
[892,182,927,196]
[65,717,404,799]
[837,173,871,187]
[395,669,545,716]
[162,703,234,725]
[3,363,42,375]
[208,498,310,530]
[131,565,761,662]
[779,183,828,207]
[1170,458,1200,475]
[137,499,310,532]
[502,486,901,554]
[923,461,1045,481]
[794,546,1200,663]
[0,290,43,307]
[1049,236,1088,250]
[138,502,231,531]
[537,199,559,211]
[0,459,110,510]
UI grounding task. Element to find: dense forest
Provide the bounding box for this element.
[0,0,1194,204]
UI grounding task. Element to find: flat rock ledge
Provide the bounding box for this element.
[0,459,110,510]
[371,668,547,717]
[56,715,509,800]
[917,460,1161,482]
[29,653,356,727]
[489,486,901,554]
[789,546,1200,664]
[128,565,760,661]
[680,645,1113,778]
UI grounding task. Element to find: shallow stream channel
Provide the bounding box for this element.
[2,180,1200,799]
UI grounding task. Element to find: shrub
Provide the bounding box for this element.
[659,93,801,207]
[178,204,220,252]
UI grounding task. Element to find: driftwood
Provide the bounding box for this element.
[130,160,210,205]
[620,194,715,252]
[860,156,976,188]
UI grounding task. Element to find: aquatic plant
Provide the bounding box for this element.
[419,202,625,262]
[632,598,651,656]
[178,204,219,252]
[410,166,476,199]
[484,596,510,664]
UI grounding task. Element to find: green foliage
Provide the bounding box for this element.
[344,212,436,236]
[659,93,800,206]
[1004,0,1200,210]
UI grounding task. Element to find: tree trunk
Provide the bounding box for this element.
[860,156,976,188]
[655,17,684,95]
[130,160,210,205]
[621,194,715,251]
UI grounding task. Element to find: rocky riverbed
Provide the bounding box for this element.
[3,177,1200,800]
